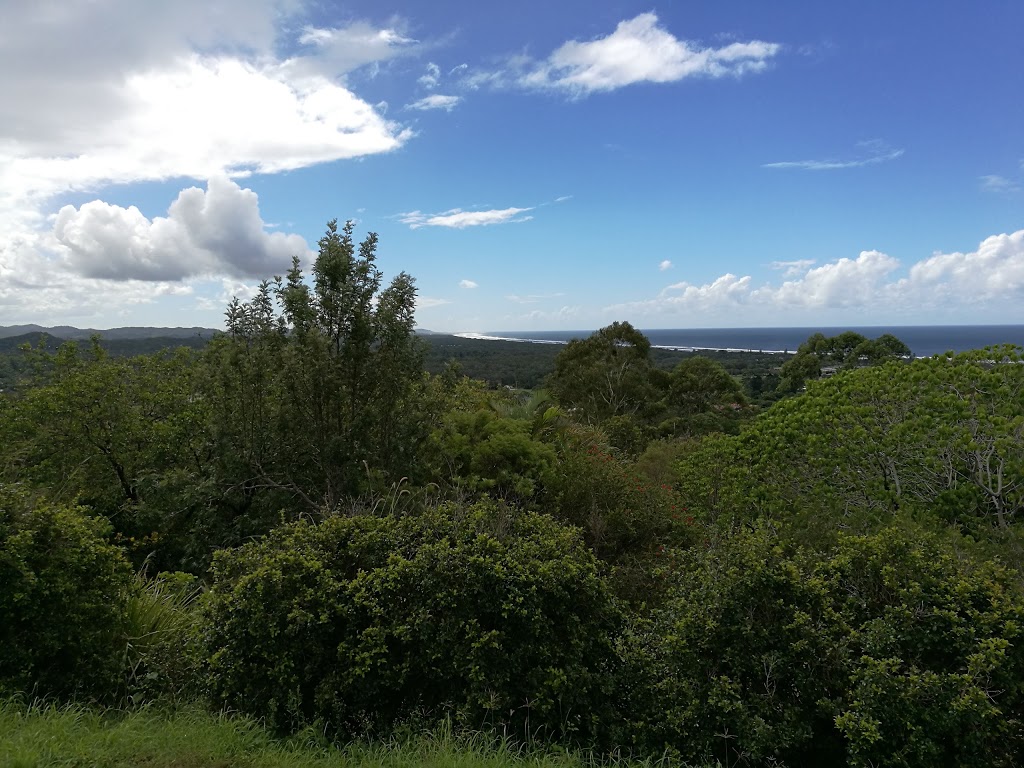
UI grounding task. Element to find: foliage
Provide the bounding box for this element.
[823,526,1024,768]
[547,324,751,453]
[617,525,842,766]
[547,322,659,426]
[777,331,910,394]
[123,570,203,703]
[429,409,557,502]
[542,428,693,566]
[0,485,132,701]
[201,499,619,742]
[618,523,1024,767]
[677,347,1024,543]
[0,340,212,570]
[208,220,434,514]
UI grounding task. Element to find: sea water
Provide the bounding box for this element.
[460,326,1024,358]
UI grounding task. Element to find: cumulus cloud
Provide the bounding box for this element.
[770,258,817,277]
[0,2,416,323]
[459,279,479,289]
[406,94,462,111]
[659,259,673,271]
[763,140,904,170]
[769,250,900,307]
[52,176,309,281]
[607,230,1024,321]
[0,3,413,237]
[490,13,779,95]
[906,230,1024,301]
[398,207,534,229]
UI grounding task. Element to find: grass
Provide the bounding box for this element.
[0,698,674,768]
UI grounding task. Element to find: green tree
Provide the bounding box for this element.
[547,322,659,424]
[678,346,1024,544]
[0,341,211,568]
[207,219,434,515]
[777,331,910,394]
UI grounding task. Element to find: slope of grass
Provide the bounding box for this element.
[0,699,674,768]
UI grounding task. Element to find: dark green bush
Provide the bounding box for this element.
[617,525,843,765]
[0,484,131,700]
[201,499,619,742]
[618,524,1024,767]
[823,527,1024,768]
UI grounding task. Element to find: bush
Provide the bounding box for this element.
[617,523,1024,767]
[201,499,619,742]
[0,484,131,701]
[543,430,690,564]
[823,527,1024,768]
[617,525,842,765]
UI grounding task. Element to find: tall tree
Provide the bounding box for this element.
[210,220,431,513]
[547,321,659,423]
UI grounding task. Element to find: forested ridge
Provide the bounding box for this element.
[3,222,1024,767]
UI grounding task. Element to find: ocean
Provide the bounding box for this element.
[458,326,1024,358]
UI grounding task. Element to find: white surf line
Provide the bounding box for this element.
[455,333,790,354]
[454,332,568,345]
[651,344,789,354]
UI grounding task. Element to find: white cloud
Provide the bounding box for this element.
[763,140,904,170]
[398,207,534,229]
[406,94,462,112]
[293,21,418,77]
[905,230,1024,301]
[53,176,310,281]
[506,293,565,304]
[770,258,817,277]
[659,259,673,271]
[606,230,1024,321]
[418,62,441,88]
[521,305,581,322]
[555,195,573,203]
[980,175,1021,193]
[508,13,780,95]
[459,279,479,289]
[417,297,452,309]
[769,250,899,308]
[0,3,417,323]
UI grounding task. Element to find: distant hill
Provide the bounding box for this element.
[0,332,64,354]
[0,327,218,363]
[0,325,221,341]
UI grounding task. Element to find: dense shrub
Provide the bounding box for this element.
[618,524,1024,767]
[823,527,1024,768]
[543,429,690,564]
[618,525,843,765]
[201,499,619,742]
[0,484,131,701]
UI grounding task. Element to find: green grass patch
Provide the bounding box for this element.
[0,698,673,768]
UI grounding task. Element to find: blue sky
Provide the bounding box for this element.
[1,0,1022,331]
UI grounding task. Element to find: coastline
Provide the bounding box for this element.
[453,332,789,355]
